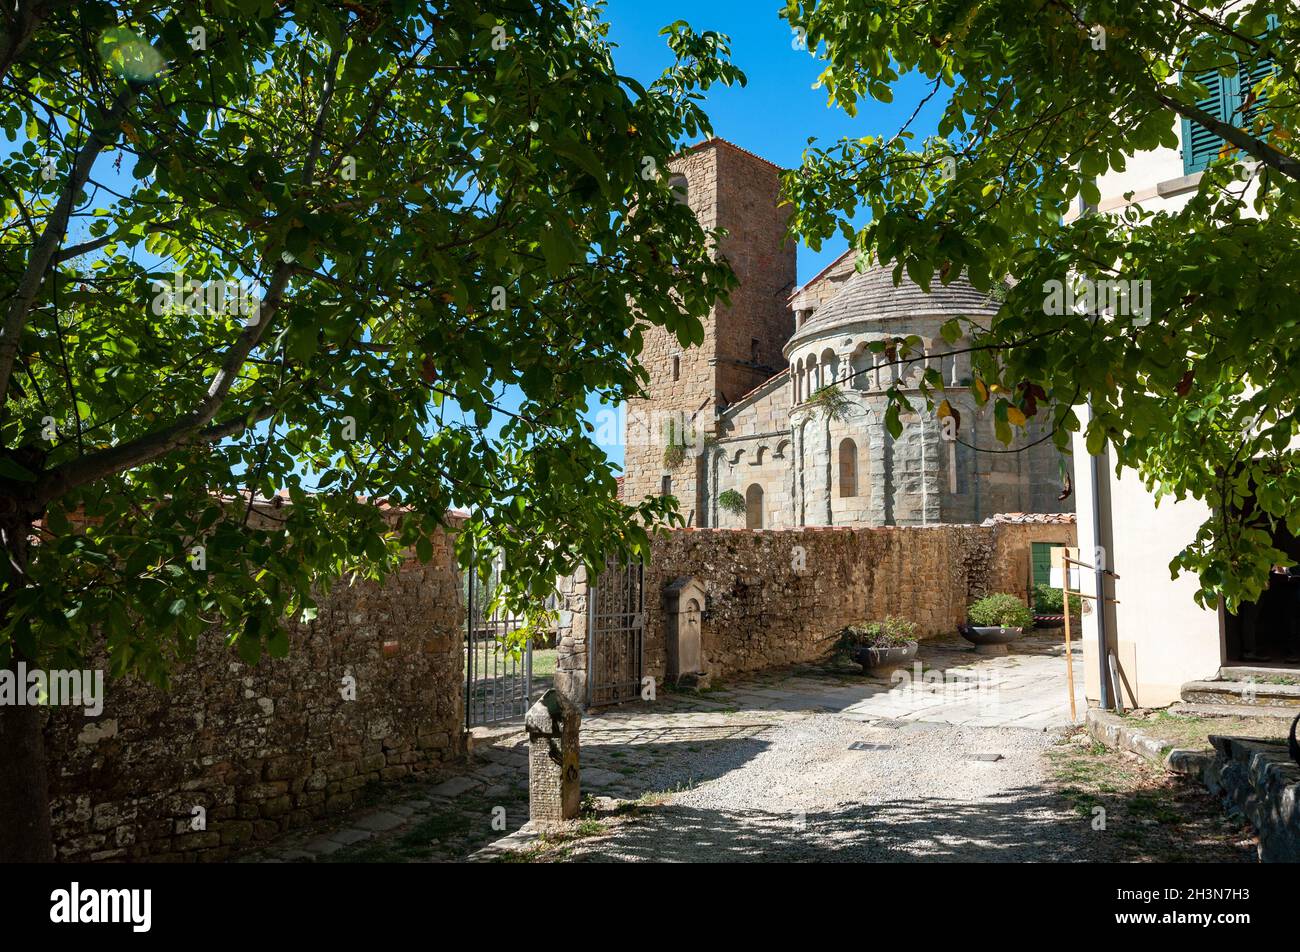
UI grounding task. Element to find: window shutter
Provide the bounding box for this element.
[1239,56,1275,136]
[1182,69,1232,175]
[1181,16,1278,176]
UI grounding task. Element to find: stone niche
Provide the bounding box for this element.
[663,577,707,685]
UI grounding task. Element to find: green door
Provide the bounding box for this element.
[1031,542,1066,589]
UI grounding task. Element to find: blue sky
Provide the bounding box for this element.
[603,0,944,283]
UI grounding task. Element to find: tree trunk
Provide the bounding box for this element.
[0,683,54,861]
[0,505,53,862]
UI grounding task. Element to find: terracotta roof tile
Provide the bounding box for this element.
[980,512,1077,527]
[676,136,784,172]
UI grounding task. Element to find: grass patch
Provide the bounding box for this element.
[1134,710,1289,751]
[1047,729,1255,862]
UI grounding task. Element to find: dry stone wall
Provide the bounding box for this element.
[43,528,465,862]
[556,520,1075,704]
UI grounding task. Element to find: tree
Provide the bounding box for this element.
[782,1,1299,609]
[0,0,741,861]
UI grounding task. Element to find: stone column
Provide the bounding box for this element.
[525,689,581,827]
[553,566,588,707]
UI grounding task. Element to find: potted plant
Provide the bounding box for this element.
[835,616,919,677]
[961,593,1034,654]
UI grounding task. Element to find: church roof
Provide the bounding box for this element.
[787,261,999,348]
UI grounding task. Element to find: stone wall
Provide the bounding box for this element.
[43,529,465,862]
[555,519,1076,705]
[622,139,796,526]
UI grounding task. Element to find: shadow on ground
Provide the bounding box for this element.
[558,779,1256,864]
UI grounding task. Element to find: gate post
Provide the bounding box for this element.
[553,564,589,707]
[524,689,581,827]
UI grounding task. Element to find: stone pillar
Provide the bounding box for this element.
[553,566,589,707]
[525,689,581,827]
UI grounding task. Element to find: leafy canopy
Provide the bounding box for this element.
[0,0,742,678]
[783,0,1299,608]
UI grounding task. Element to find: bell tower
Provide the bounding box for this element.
[621,139,796,525]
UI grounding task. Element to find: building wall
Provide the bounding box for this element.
[1061,94,1259,706]
[784,310,1073,529]
[622,147,718,521]
[554,520,1077,705]
[710,379,1070,531]
[44,530,465,862]
[621,140,796,525]
[789,249,858,317]
[713,374,793,528]
[1073,424,1220,709]
[712,143,798,407]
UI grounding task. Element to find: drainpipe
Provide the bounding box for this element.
[1087,412,1113,711]
[1078,185,1114,711]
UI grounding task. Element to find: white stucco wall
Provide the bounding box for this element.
[1073,413,1221,709]
[1065,99,1269,706]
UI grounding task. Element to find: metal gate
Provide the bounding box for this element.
[464,552,532,727]
[587,556,644,707]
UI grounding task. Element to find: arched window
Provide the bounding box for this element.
[671,354,680,381]
[839,438,858,498]
[745,484,764,529]
[820,348,839,386]
[669,174,689,205]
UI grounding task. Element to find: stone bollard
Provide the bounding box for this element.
[525,688,581,827]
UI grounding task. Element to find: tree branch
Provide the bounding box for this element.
[0,83,138,411]
[1154,90,1300,181]
[0,0,52,87]
[35,46,349,504]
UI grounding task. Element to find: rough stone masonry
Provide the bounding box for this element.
[555,517,1076,705]
[41,525,465,863]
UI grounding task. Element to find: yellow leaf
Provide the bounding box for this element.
[1007,406,1027,426]
[937,399,953,418]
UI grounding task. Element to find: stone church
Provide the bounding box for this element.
[621,138,1072,529]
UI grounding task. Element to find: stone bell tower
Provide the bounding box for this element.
[621,138,797,525]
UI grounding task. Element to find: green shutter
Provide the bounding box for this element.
[1240,56,1275,137]
[1182,69,1233,175]
[1181,19,1277,176]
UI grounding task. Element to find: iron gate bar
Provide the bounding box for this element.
[587,556,645,707]
[464,548,532,728]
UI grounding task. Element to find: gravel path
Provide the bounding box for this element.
[557,714,1254,863]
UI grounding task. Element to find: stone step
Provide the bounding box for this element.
[1169,701,1300,720]
[1218,665,1300,682]
[1180,679,1300,708]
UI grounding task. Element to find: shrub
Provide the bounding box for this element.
[1032,583,1082,616]
[968,593,1034,629]
[808,384,852,421]
[663,442,686,469]
[835,615,918,653]
[718,488,745,515]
